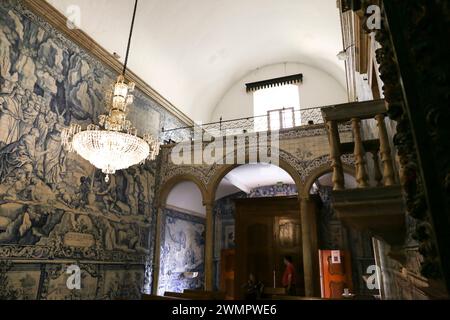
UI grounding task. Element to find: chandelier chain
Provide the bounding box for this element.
[123,0,139,76]
[61,0,160,182]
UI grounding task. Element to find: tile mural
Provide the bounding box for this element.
[0,0,189,299]
[157,208,205,295]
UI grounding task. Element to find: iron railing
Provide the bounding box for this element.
[161,107,324,142]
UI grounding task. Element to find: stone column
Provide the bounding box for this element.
[300,197,320,297]
[204,201,214,291]
[152,207,164,295]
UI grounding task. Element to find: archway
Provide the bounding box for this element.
[208,158,308,298]
[299,164,356,296]
[208,158,304,204]
[153,175,209,295]
[154,158,358,297]
[158,174,209,208]
[301,163,356,199]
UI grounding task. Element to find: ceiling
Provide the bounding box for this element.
[216,164,357,199]
[216,164,294,199]
[48,0,345,123]
[167,181,206,215]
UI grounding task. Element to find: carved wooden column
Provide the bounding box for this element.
[371,150,383,186]
[351,118,369,187]
[204,201,214,291]
[300,197,320,297]
[152,206,164,295]
[327,120,345,190]
[375,114,395,186]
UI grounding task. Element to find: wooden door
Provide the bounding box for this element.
[274,216,304,295]
[235,196,304,298]
[242,214,274,291]
[319,250,353,299]
[220,249,235,299]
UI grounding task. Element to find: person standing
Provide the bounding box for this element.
[282,255,297,295]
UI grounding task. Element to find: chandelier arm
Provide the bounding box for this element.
[122,0,139,76]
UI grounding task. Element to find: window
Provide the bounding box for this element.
[253,84,301,131]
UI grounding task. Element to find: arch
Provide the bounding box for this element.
[206,144,306,203]
[157,173,210,208]
[300,163,355,199]
[207,157,304,204]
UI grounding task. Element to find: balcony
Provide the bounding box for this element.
[161,106,326,143]
[320,99,405,246]
[159,99,407,247]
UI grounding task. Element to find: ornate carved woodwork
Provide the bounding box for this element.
[373,1,449,292]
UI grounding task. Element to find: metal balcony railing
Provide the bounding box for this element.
[162,107,324,143]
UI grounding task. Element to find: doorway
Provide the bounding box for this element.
[234,196,305,298]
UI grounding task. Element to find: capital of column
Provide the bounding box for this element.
[203,201,214,212]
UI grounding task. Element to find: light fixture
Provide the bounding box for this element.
[337,44,355,61]
[62,0,159,182]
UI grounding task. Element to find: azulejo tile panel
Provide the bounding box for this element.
[0,0,190,299]
[157,208,205,295]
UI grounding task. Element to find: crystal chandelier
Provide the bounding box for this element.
[61,0,159,182]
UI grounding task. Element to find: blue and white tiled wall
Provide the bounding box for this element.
[0,0,189,299]
[157,208,205,295]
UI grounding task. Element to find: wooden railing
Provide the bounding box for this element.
[321,99,396,190]
[321,99,404,246]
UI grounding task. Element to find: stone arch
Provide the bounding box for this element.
[207,148,349,297]
[297,162,355,296]
[206,150,304,203]
[300,163,356,199]
[157,173,210,208]
[153,173,209,294]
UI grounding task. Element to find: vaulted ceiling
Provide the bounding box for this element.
[47,0,345,123]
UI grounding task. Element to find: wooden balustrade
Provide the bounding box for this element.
[371,150,383,186]
[321,99,396,190]
[326,120,345,190]
[351,118,369,188]
[321,100,404,247]
[375,114,396,186]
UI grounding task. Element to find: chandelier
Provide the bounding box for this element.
[61,0,159,182]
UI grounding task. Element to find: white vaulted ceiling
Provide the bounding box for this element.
[47,0,345,123]
[215,164,295,199]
